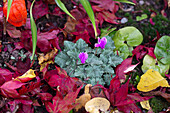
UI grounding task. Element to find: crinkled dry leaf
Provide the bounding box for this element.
[74,84,92,111]
[15,69,36,82]
[140,100,151,110]
[38,48,58,64]
[137,69,170,92]
[40,60,54,71]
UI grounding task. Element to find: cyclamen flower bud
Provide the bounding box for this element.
[95,37,107,49]
[79,52,88,64]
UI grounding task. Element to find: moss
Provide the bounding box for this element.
[150,97,170,113]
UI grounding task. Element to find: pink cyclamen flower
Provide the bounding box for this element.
[95,37,107,49]
[79,52,88,64]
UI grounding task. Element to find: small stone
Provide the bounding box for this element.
[121,17,128,24]
[139,0,144,5]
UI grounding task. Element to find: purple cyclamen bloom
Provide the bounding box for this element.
[95,37,107,49]
[79,52,88,64]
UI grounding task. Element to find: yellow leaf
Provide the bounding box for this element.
[137,69,170,92]
[140,100,150,110]
[40,60,54,71]
[38,48,58,64]
[15,69,36,82]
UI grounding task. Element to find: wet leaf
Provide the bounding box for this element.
[137,69,170,92]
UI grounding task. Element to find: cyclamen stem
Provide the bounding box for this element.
[94,47,98,56]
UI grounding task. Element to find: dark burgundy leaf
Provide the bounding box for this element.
[115,57,138,81]
[33,0,49,20]
[117,103,142,113]
[16,57,31,74]
[114,80,129,106]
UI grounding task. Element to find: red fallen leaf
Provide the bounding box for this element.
[25,18,31,30]
[149,18,155,25]
[90,0,119,12]
[115,57,139,81]
[90,85,106,98]
[109,75,120,93]
[114,80,130,106]
[32,0,49,20]
[51,7,65,17]
[18,104,34,113]
[16,57,31,74]
[8,99,33,112]
[96,9,118,26]
[45,85,82,113]
[18,76,42,95]
[39,93,53,101]
[127,93,152,103]
[6,24,21,38]
[73,30,91,44]
[132,45,147,61]
[161,0,168,17]
[0,68,13,86]
[0,80,26,98]
[117,103,142,113]
[147,47,156,59]
[132,45,156,61]
[14,42,25,50]
[44,69,78,94]
[37,37,52,52]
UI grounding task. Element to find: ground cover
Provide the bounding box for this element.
[0,0,170,113]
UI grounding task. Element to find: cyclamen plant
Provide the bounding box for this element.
[55,36,123,85]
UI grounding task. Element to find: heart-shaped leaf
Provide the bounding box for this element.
[113,26,143,59]
[154,36,170,65]
[142,55,169,77]
[137,69,170,92]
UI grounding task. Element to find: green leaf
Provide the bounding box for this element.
[80,0,97,37]
[154,36,170,65]
[75,39,88,51]
[30,0,37,60]
[113,26,143,59]
[55,52,70,68]
[136,14,148,21]
[113,0,135,5]
[55,0,75,20]
[142,55,169,77]
[100,27,116,38]
[6,0,13,21]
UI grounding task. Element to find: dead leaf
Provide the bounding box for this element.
[40,60,54,71]
[38,48,58,64]
[140,100,150,110]
[15,69,36,82]
[74,84,92,111]
[137,69,170,92]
